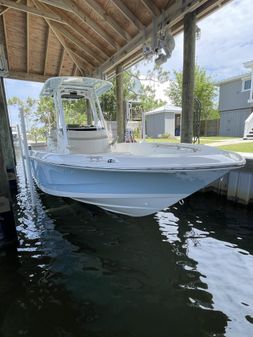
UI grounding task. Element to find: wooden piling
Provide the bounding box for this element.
[180,12,196,143]
[116,65,125,143]
[0,78,17,188]
[0,138,18,249]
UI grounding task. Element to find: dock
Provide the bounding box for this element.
[203,153,253,205]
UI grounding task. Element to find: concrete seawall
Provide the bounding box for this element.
[203,153,253,205]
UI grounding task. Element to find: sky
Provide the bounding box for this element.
[5,0,253,123]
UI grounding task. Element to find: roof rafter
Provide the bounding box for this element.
[49,7,109,60]
[8,71,50,82]
[0,0,66,23]
[0,0,21,16]
[141,0,161,17]
[38,0,119,50]
[33,0,96,75]
[32,0,86,75]
[99,0,210,75]
[51,22,102,66]
[52,24,98,68]
[84,0,130,41]
[110,0,144,30]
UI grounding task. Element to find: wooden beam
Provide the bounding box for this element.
[46,25,85,75]
[0,0,21,16]
[7,70,50,82]
[49,7,109,60]
[62,41,97,69]
[181,12,196,143]
[111,0,144,30]
[37,0,110,63]
[38,0,69,11]
[99,0,209,75]
[39,0,118,49]
[53,32,97,70]
[0,0,66,23]
[52,22,100,67]
[84,0,130,41]
[32,0,86,75]
[141,0,161,17]
[43,24,50,75]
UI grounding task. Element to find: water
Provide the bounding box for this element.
[1,158,253,337]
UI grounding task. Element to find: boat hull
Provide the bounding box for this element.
[30,158,229,216]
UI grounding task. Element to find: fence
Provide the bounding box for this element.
[200,119,220,136]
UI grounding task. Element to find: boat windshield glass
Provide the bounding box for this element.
[62,96,98,129]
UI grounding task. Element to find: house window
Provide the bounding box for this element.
[242,79,251,91]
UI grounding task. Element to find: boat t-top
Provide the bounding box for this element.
[29,77,245,216]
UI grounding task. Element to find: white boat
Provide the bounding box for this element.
[30,77,245,217]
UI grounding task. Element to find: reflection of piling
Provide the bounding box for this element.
[0,78,18,249]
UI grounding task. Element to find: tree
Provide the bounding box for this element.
[100,65,169,119]
[165,65,219,120]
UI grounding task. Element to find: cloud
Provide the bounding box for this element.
[196,0,253,80]
[137,0,253,84]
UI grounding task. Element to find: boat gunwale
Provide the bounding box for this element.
[30,154,245,173]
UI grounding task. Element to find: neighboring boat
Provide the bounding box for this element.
[30,77,245,217]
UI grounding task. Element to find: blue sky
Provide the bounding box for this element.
[5,0,253,123]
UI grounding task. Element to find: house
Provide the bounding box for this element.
[217,60,253,138]
[144,104,181,138]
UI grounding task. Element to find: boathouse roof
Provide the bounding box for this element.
[0,0,231,82]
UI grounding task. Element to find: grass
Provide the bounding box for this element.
[198,136,239,144]
[140,136,240,145]
[217,142,253,153]
[137,136,253,153]
[144,137,179,143]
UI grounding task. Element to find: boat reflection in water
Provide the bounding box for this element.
[30,77,245,217]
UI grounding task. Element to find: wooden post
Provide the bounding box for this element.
[180,12,196,143]
[0,78,17,188]
[0,137,18,249]
[116,65,125,142]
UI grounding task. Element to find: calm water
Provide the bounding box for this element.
[0,157,253,337]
